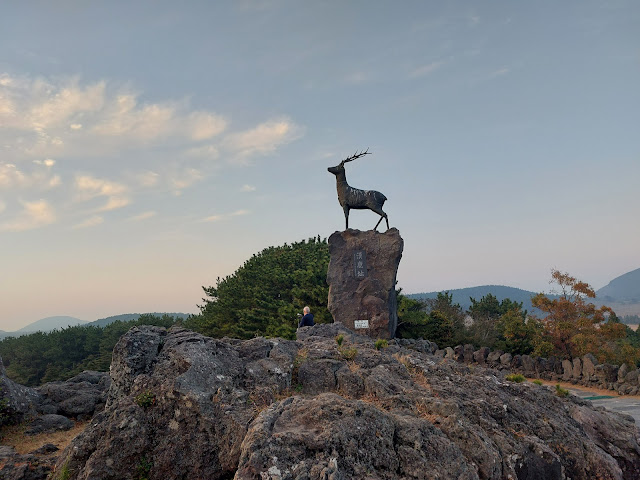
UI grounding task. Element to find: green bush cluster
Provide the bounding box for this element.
[555,384,569,397]
[135,390,156,408]
[374,339,388,350]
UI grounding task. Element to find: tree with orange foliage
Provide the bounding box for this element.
[532,269,638,366]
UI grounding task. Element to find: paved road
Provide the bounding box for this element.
[569,388,640,425]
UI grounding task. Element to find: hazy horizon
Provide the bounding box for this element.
[2,2,639,331]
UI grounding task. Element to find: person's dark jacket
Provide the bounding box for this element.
[298,313,314,327]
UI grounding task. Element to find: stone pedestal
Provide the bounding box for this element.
[326,228,403,339]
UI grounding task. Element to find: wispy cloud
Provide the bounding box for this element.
[224,118,302,159]
[240,184,256,192]
[0,75,227,157]
[344,71,371,85]
[33,158,56,167]
[134,171,160,188]
[169,168,203,195]
[483,67,511,81]
[0,73,302,230]
[127,211,157,222]
[0,199,56,232]
[72,215,104,229]
[410,61,445,78]
[74,174,130,211]
[0,161,61,190]
[201,209,250,223]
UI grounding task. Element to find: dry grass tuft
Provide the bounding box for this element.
[359,392,390,411]
[1,420,88,455]
[415,401,440,424]
[248,388,275,415]
[410,370,431,389]
[346,361,360,373]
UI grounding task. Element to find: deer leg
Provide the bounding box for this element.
[371,206,388,231]
[344,206,350,230]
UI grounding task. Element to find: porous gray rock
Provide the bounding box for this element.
[625,369,639,386]
[36,371,109,419]
[562,359,573,381]
[521,355,535,376]
[595,364,619,386]
[25,413,73,435]
[54,325,640,480]
[618,363,630,383]
[499,352,512,366]
[326,228,403,339]
[583,353,598,381]
[572,357,582,379]
[0,445,57,480]
[463,344,475,363]
[473,347,490,365]
[486,350,503,365]
[0,355,42,425]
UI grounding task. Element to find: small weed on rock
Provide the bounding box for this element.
[135,390,156,409]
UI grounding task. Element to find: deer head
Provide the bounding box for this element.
[327,149,371,175]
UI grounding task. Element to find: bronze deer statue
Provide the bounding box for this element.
[328,149,389,231]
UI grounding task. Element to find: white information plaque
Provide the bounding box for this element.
[354,320,369,329]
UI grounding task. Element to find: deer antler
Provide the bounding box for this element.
[342,148,371,164]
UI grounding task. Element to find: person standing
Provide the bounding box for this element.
[298,306,315,327]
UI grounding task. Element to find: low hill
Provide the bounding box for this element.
[408,285,540,313]
[597,267,640,303]
[87,312,190,328]
[15,316,87,334]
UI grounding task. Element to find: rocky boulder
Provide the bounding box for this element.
[0,355,42,425]
[51,325,640,480]
[36,371,110,419]
[326,228,403,339]
[25,414,74,435]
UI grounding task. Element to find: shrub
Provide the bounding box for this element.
[135,390,156,408]
[533,379,543,386]
[339,346,358,360]
[555,384,569,398]
[335,334,344,346]
[375,339,388,350]
[505,374,526,383]
[53,462,72,480]
[136,457,153,480]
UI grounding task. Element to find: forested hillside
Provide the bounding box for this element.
[409,285,540,312]
[0,314,179,386]
[184,236,331,339]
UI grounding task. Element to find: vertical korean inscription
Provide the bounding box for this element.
[354,250,367,279]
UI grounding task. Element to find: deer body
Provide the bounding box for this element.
[328,150,389,231]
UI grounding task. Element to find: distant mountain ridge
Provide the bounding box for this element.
[16,316,87,333]
[0,312,190,339]
[409,267,640,322]
[87,312,190,328]
[596,267,640,303]
[408,285,541,313]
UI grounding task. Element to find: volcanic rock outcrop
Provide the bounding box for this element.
[50,324,640,479]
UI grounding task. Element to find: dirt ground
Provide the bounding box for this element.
[0,420,87,455]
[528,377,640,399]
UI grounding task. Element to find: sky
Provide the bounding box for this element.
[1,1,639,331]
